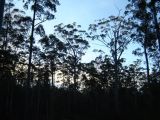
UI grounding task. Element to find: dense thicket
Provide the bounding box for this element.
[0,0,160,120]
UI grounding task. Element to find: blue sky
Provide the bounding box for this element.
[45,0,139,64]
[45,0,128,32]
[15,0,140,64]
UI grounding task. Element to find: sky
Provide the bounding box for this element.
[44,0,128,33]
[15,0,141,65]
[52,0,128,28]
[45,0,139,64]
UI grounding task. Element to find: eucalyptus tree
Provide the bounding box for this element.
[89,13,134,116]
[54,23,89,89]
[89,14,134,87]
[120,59,145,88]
[82,55,115,91]
[0,0,5,30]
[22,0,60,87]
[39,34,66,86]
[0,1,32,116]
[148,0,160,52]
[151,49,160,72]
[1,2,32,50]
[0,1,32,82]
[126,0,157,83]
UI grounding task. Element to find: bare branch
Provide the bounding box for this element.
[34,19,48,27]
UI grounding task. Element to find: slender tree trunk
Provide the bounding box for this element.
[3,14,10,50]
[51,71,54,86]
[73,57,77,89]
[144,39,153,111]
[27,0,37,87]
[144,40,150,83]
[113,32,120,117]
[143,17,150,83]
[0,0,5,31]
[157,58,160,72]
[1,0,10,50]
[114,35,118,85]
[51,60,55,86]
[73,67,76,88]
[151,1,160,52]
[51,71,55,86]
[25,1,37,120]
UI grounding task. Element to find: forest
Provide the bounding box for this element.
[0,0,160,120]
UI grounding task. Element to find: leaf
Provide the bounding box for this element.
[45,11,54,20]
[132,48,143,56]
[35,24,45,37]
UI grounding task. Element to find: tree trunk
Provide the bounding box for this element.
[51,71,54,86]
[113,32,120,117]
[3,13,10,50]
[144,40,150,83]
[27,0,37,87]
[51,60,55,86]
[151,1,160,52]
[0,0,5,31]
[73,57,78,90]
[25,1,37,120]
[73,67,76,88]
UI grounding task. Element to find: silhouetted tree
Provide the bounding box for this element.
[39,34,66,86]
[23,0,60,87]
[0,1,160,120]
[126,0,157,83]
[83,55,115,90]
[0,0,32,82]
[89,13,134,116]
[54,23,89,89]
[0,0,5,30]
[148,0,160,52]
[89,13,134,86]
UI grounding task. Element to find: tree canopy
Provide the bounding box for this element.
[0,0,160,120]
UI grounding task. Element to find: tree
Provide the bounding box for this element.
[89,14,133,86]
[0,0,5,30]
[120,59,145,88]
[82,55,115,91]
[151,49,160,73]
[0,0,32,81]
[148,0,160,52]
[126,0,157,83]
[54,23,89,89]
[39,34,66,86]
[1,2,32,50]
[23,0,60,87]
[0,1,33,117]
[89,13,134,116]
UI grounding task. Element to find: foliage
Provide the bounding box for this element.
[0,0,160,120]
